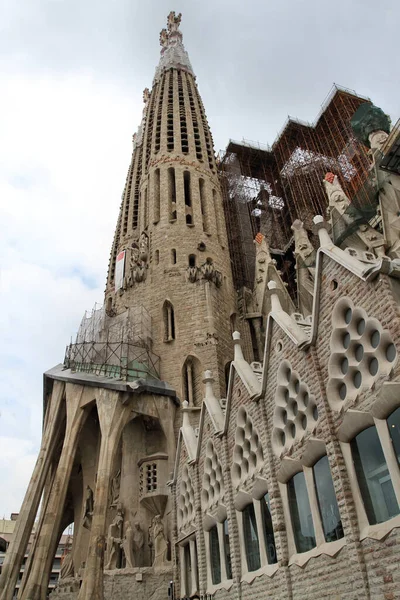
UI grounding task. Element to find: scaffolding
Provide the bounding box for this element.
[220,84,376,299]
[65,303,160,380]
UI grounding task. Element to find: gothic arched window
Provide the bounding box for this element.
[182,356,202,406]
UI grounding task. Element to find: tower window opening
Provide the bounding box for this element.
[199,178,209,233]
[167,70,174,152]
[163,301,175,342]
[184,171,193,225]
[132,149,142,229]
[155,74,166,153]
[171,249,177,264]
[178,71,189,154]
[168,167,177,221]
[213,188,223,246]
[154,168,160,224]
[145,88,156,171]
[182,356,202,406]
[155,250,159,265]
[186,73,203,161]
[189,254,196,268]
[143,187,148,229]
[146,463,157,492]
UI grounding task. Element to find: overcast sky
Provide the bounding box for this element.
[0,0,399,518]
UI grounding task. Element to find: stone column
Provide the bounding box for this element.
[0,381,65,600]
[78,389,131,600]
[20,383,89,600]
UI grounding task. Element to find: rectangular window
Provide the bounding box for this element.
[261,493,277,564]
[242,503,261,571]
[168,167,177,221]
[209,526,221,584]
[153,168,160,224]
[313,455,344,542]
[351,426,399,524]
[223,519,232,579]
[288,471,316,553]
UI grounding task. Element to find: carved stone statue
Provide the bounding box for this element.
[291,220,316,276]
[323,172,385,257]
[82,486,94,530]
[139,232,149,262]
[186,266,198,283]
[105,503,124,570]
[60,552,74,580]
[151,515,168,568]
[110,470,121,507]
[121,521,135,569]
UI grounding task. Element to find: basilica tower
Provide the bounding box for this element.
[104,11,236,402]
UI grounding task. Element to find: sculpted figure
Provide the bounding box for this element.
[151,514,168,568]
[60,552,74,579]
[121,521,135,569]
[110,469,121,507]
[139,232,149,262]
[105,504,124,570]
[133,521,145,566]
[186,266,198,283]
[82,485,94,530]
[143,88,150,104]
[201,258,214,282]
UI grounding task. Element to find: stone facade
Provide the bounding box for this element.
[2,9,400,600]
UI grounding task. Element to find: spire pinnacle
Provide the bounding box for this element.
[154,12,194,82]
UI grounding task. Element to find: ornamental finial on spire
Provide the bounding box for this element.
[167,11,182,33]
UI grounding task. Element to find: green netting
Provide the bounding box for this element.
[351,103,391,147]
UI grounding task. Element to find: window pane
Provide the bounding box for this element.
[184,543,192,595]
[387,407,400,466]
[351,426,399,524]
[313,456,344,542]
[242,503,261,571]
[288,471,316,553]
[223,519,232,579]
[209,526,221,584]
[261,493,277,563]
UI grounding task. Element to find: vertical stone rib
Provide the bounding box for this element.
[185,73,203,162]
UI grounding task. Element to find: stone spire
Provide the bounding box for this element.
[154,11,194,82]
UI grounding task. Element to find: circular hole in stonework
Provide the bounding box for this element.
[292,402,298,416]
[330,279,338,291]
[357,319,366,335]
[355,344,364,362]
[343,333,351,349]
[341,357,349,374]
[386,343,396,362]
[303,392,309,407]
[301,415,307,430]
[371,330,381,348]
[289,423,296,438]
[354,371,362,389]
[369,358,379,376]
[345,308,352,324]
[294,380,300,394]
[313,406,319,421]
[339,383,347,400]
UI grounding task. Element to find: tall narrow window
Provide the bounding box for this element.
[209,526,221,584]
[387,407,400,465]
[143,187,148,229]
[163,301,175,342]
[155,250,159,265]
[188,254,196,267]
[153,168,160,224]
[213,189,223,246]
[178,71,188,154]
[166,70,174,152]
[242,503,261,572]
[288,471,316,553]
[313,456,344,542]
[199,178,209,232]
[184,171,193,225]
[183,543,192,596]
[168,168,177,221]
[171,249,177,264]
[351,426,399,524]
[261,493,277,564]
[223,519,232,580]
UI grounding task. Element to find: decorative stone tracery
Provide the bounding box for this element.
[201,439,224,512]
[327,298,397,410]
[231,406,264,489]
[177,464,195,531]
[272,360,319,457]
